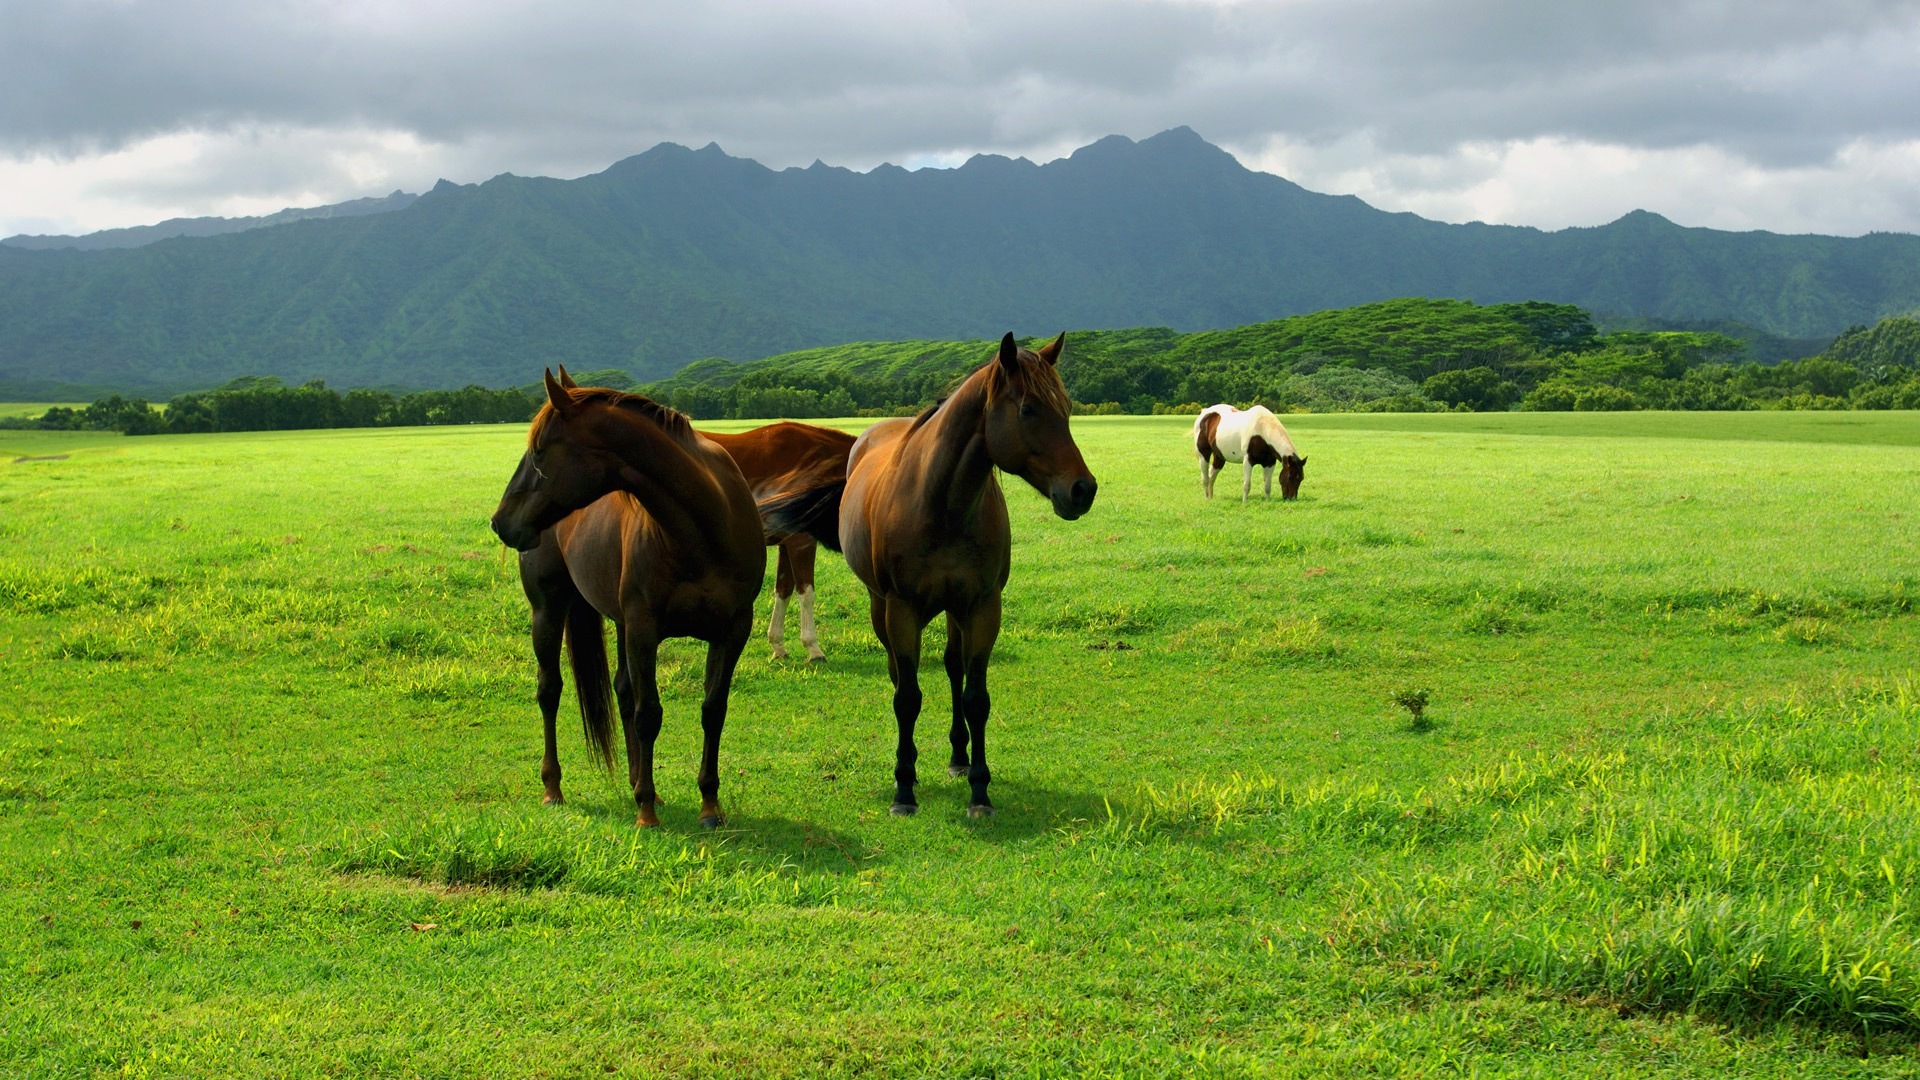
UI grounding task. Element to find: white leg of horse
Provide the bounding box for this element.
[798,585,824,661]
[1241,459,1253,503]
[1198,454,1212,498]
[768,590,790,660]
[1264,464,1274,498]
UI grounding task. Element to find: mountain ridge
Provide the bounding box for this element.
[2,128,1916,397]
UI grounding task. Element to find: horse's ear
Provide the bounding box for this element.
[1038,332,1065,366]
[997,332,1019,373]
[544,369,574,416]
[557,365,578,389]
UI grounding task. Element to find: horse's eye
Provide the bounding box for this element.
[1020,403,1039,419]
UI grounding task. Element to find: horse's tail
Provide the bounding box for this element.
[563,598,617,770]
[759,479,846,553]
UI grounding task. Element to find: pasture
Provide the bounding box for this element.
[3,412,1918,1077]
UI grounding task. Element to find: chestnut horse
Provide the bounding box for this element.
[490,370,766,828]
[838,333,1097,817]
[1194,403,1306,501]
[699,422,856,662]
[549,371,854,661]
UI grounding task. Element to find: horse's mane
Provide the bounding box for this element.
[529,387,697,450]
[983,345,1073,416]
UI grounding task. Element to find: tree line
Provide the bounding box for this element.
[12,302,1920,436]
[13,377,537,435]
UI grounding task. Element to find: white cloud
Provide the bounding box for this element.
[1231,133,1920,236]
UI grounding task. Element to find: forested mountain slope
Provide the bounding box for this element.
[3,128,1916,398]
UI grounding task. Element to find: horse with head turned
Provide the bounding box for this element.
[548,368,855,662]
[490,368,765,829]
[823,332,1097,818]
[1193,403,1307,501]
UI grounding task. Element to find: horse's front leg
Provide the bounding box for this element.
[879,594,926,815]
[1263,463,1274,499]
[622,628,665,827]
[694,617,751,829]
[955,595,1002,816]
[943,616,968,777]
[529,595,568,805]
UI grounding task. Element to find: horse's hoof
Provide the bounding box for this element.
[699,814,725,830]
[542,793,565,806]
[635,810,661,828]
[967,804,995,819]
[806,651,826,663]
[948,765,968,778]
[889,802,918,816]
[770,648,789,661]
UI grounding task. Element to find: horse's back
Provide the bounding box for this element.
[705,422,856,493]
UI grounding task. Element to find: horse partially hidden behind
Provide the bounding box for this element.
[1193,403,1307,501]
[698,422,855,662]
[821,332,1097,817]
[490,369,766,828]
[549,370,854,662]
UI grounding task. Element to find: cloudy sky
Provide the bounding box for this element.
[4,0,1919,239]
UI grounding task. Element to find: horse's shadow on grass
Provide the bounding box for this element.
[566,795,870,875]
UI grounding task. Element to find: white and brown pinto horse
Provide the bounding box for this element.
[1193,404,1307,501]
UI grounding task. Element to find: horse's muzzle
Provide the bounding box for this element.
[490,514,541,552]
[1051,477,1098,520]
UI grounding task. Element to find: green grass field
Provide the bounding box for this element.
[3,412,1919,1076]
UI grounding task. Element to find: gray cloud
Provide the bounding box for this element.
[4,0,1919,234]
[9,0,1916,164]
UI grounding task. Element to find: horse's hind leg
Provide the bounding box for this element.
[789,538,824,661]
[613,622,637,792]
[768,545,793,660]
[943,618,968,778]
[1241,458,1254,503]
[694,617,752,829]
[876,592,926,815]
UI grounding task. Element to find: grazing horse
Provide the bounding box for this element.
[1194,403,1307,501]
[490,369,766,828]
[549,371,854,661]
[836,332,1097,817]
[699,422,857,662]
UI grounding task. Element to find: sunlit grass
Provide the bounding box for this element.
[3,413,1919,1075]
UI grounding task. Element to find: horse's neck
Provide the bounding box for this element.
[911,375,997,520]
[599,409,733,547]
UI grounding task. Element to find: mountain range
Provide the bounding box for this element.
[2,191,418,252]
[2,127,1916,398]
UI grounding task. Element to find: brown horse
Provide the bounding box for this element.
[490,370,766,828]
[550,371,855,661]
[838,333,1097,817]
[699,422,856,661]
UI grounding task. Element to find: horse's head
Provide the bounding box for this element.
[982,332,1098,520]
[1279,454,1307,500]
[490,368,630,550]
